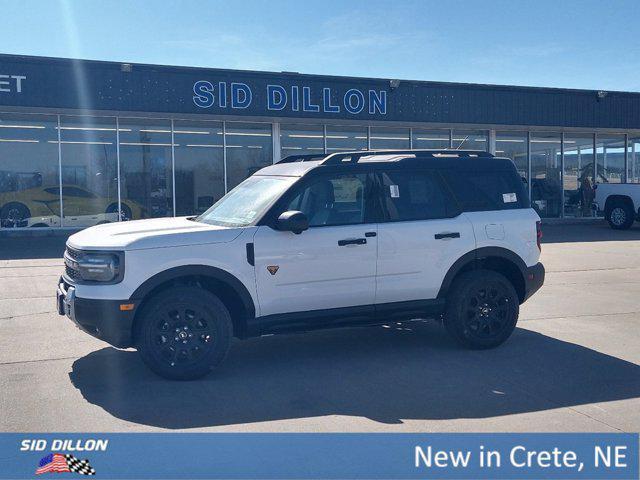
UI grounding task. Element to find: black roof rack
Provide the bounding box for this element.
[320,149,494,165]
[277,153,328,164]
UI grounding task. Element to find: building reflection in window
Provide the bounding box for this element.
[118,118,174,219]
[173,120,224,216]
[496,131,528,179]
[452,130,488,151]
[59,116,119,227]
[225,122,273,190]
[563,134,595,217]
[530,132,562,218]
[369,127,410,150]
[0,113,60,228]
[326,125,368,152]
[280,124,324,158]
[411,129,450,149]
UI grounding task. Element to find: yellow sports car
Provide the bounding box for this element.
[0,185,144,227]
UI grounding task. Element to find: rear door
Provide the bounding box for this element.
[374,168,476,305]
[441,166,539,267]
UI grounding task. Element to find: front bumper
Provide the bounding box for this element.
[56,277,135,348]
[523,262,545,302]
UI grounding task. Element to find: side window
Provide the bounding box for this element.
[286,173,369,227]
[378,169,452,221]
[442,170,526,211]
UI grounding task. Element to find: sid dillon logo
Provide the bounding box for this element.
[35,453,96,476]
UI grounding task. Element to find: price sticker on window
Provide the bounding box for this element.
[390,185,400,198]
[503,192,517,203]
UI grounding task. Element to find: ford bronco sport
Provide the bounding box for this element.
[57,150,545,380]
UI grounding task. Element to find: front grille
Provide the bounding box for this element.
[65,247,82,260]
[64,247,83,282]
[65,264,80,280]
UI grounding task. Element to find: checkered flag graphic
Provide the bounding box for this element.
[65,454,96,476]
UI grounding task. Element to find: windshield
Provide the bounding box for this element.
[196,176,297,227]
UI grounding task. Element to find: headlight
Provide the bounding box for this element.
[64,248,124,283]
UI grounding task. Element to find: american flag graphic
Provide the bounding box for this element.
[35,453,96,475]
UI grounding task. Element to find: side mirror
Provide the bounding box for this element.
[275,210,309,234]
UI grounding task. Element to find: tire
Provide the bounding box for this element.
[606,201,634,230]
[444,270,519,349]
[106,203,132,221]
[0,202,30,228]
[135,286,233,380]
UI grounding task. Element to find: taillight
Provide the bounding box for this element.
[536,220,542,251]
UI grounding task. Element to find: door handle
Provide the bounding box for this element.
[434,232,460,240]
[338,238,367,246]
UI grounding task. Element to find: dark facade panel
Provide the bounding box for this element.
[1,54,639,129]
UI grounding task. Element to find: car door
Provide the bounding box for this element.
[374,167,476,306]
[253,170,379,320]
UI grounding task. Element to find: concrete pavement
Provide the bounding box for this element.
[0,223,639,432]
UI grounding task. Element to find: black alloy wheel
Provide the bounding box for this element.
[136,286,232,380]
[444,270,519,349]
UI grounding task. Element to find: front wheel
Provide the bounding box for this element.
[0,202,31,228]
[135,286,233,380]
[444,270,519,349]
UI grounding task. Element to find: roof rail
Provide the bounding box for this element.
[277,153,328,164]
[320,149,494,165]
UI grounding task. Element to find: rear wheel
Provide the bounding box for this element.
[444,270,519,349]
[606,201,634,230]
[106,202,132,221]
[135,286,232,380]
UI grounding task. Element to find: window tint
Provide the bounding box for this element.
[443,169,526,211]
[379,170,452,221]
[287,173,369,227]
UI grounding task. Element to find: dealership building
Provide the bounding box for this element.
[1,53,640,229]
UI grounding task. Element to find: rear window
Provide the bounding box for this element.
[442,169,528,211]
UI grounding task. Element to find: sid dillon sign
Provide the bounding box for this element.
[193,81,387,116]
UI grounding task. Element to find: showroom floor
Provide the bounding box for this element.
[1,223,639,432]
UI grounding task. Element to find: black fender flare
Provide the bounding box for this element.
[437,247,527,299]
[129,265,256,320]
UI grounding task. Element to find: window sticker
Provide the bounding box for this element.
[390,185,400,198]
[502,192,517,203]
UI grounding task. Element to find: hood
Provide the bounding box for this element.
[67,217,243,251]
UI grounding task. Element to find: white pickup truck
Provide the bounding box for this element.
[594,183,640,229]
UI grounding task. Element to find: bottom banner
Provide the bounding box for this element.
[1,433,638,479]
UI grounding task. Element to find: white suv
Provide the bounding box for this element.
[57,150,545,380]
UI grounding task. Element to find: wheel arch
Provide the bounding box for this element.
[437,247,528,304]
[130,265,256,339]
[604,195,634,214]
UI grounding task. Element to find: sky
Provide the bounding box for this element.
[0,0,638,91]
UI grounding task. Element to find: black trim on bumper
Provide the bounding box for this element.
[523,262,545,302]
[57,277,135,348]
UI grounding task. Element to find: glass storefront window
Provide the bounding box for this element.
[629,136,640,183]
[496,131,528,179]
[59,116,118,227]
[0,113,60,228]
[563,134,595,218]
[173,120,224,216]
[280,124,324,158]
[369,127,410,150]
[452,129,488,151]
[326,125,367,152]
[225,122,273,190]
[411,129,450,149]
[530,132,562,218]
[119,118,174,219]
[596,134,625,184]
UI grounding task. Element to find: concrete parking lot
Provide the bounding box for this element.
[0,223,639,432]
